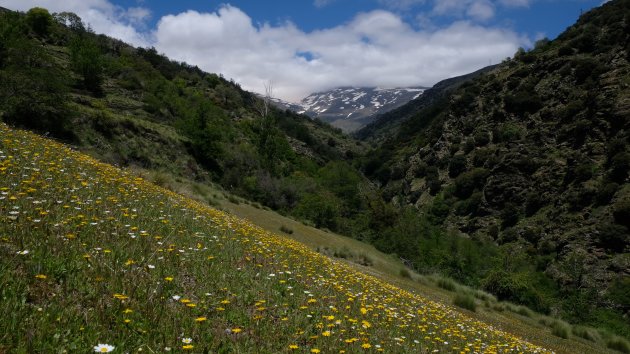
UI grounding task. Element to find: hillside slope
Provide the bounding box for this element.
[0,8,380,237]
[355,65,497,142]
[0,123,554,353]
[359,0,630,337]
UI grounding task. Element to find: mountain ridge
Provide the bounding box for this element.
[271,86,427,132]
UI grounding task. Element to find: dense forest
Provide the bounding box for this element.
[0,1,628,340]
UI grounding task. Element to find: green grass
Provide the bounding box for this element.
[2,123,620,353]
[606,336,630,353]
[550,320,571,339]
[1,123,559,353]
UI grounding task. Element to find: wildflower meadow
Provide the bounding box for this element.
[0,123,552,353]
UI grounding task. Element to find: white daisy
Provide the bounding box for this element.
[93,343,115,352]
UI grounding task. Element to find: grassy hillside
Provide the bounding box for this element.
[357,0,630,339]
[0,7,375,240]
[0,123,559,353]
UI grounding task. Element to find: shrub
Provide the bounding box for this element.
[279,225,294,235]
[550,320,571,339]
[454,192,482,216]
[448,155,468,178]
[609,152,630,183]
[597,223,628,253]
[504,91,542,115]
[474,131,490,146]
[453,168,490,199]
[494,123,523,142]
[500,203,521,229]
[612,196,630,228]
[453,293,477,312]
[596,182,619,205]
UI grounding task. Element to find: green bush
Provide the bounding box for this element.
[474,131,490,146]
[612,196,630,228]
[453,293,477,312]
[493,123,523,142]
[504,91,542,115]
[454,192,482,216]
[597,223,629,253]
[596,182,619,205]
[448,155,468,178]
[453,168,490,199]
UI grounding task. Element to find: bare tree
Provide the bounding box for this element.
[254,81,274,126]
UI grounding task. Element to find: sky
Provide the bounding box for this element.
[0,0,608,102]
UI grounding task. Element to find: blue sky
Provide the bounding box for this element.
[117,0,602,41]
[2,0,608,101]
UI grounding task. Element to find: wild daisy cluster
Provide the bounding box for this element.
[0,123,553,353]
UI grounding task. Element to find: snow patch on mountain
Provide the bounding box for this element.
[270,86,428,132]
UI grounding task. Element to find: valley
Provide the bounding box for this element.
[1,1,629,353]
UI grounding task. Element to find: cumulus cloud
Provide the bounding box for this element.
[2,1,527,102]
[154,6,524,101]
[1,0,150,46]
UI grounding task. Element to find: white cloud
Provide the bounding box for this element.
[467,0,495,21]
[432,0,496,21]
[1,0,150,46]
[1,1,527,102]
[155,6,524,101]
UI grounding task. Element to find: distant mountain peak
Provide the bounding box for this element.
[270,86,428,132]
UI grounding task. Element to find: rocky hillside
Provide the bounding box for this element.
[360,0,630,335]
[273,86,427,132]
[356,65,497,142]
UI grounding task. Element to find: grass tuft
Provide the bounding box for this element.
[453,293,477,312]
[606,336,630,353]
[550,320,571,339]
[571,325,601,342]
[435,276,458,292]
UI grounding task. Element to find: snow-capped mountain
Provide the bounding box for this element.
[271,87,427,133]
